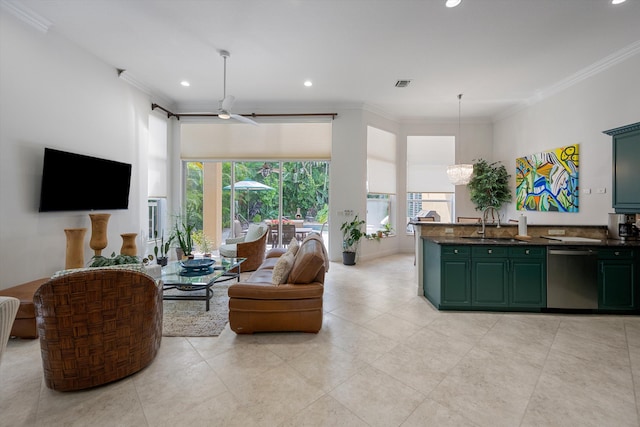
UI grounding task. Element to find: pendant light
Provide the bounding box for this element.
[446,93,474,185]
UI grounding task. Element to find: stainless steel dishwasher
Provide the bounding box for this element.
[547,247,599,309]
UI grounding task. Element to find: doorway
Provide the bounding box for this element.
[184,160,330,252]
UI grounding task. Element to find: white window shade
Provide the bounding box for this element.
[180,122,332,160]
[367,126,396,194]
[148,114,168,197]
[407,135,454,193]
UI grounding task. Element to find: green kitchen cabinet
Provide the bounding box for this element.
[598,248,637,311]
[603,122,640,213]
[424,242,547,311]
[441,246,471,307]
[422,241,471,309]
[471,246,509,308]
[508,247,547,308]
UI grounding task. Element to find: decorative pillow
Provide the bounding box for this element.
[285,237,299,256]
[244,223,265,242]
[271,252,295,285]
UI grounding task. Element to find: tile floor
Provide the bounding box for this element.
[1,254,639,426]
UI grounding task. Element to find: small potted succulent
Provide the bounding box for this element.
[153,231,173,266]
[382,222,394,237]
[90,252,140,267]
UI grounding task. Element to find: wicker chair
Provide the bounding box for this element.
[219,223,269,272]
[33,268,163,391]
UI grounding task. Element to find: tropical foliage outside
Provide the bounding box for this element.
[185,161,330,230]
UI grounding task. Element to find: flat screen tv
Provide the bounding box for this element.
[39,148,132,212]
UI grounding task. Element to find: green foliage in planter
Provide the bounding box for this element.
[340,215,366,253]
[153,231,173,259]
[468,159,512,211]
[172,221,195,256]
[90,252,141,267]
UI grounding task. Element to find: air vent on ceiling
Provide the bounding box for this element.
[395,80,411,88]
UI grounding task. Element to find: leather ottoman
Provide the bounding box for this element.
[0,278,49,338]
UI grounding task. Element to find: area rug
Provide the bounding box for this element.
[162,281,231,337]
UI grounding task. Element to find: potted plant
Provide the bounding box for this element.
[467,159,512,213]
[153,231,173,266]
[192,230,214,257]
[172,220,195,259]
[89,252,140,267]
[340,215,366,265]
[382,222,394,237]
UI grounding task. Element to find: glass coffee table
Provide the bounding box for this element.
[160,257,246,311]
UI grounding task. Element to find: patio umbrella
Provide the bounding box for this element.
[223,180,274,191]
[224,180,275,234]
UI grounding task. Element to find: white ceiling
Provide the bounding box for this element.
[6,0,640,121]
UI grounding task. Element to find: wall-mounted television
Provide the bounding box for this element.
[39,148,132,212]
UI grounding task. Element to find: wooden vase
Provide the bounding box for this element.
[64,228,87,269]
[120,233,138,256]
[89,213,111,256]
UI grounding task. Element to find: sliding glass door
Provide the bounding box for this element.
[184,160,329,253]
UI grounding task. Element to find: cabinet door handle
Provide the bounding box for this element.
[525,249,530,255]
[615,251,620,256]
[454,249,459,254]
[488,249,493,254]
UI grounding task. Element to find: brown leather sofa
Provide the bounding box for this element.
[228,235,327,334]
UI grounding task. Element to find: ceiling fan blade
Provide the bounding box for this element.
[221,95,235,111]
[231,113,259,126]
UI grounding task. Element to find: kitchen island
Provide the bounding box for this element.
[413,222,640,314]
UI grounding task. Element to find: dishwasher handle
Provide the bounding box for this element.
[548,249,597,256]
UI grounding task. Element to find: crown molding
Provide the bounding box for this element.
[1,0,52,33]
[603,121,640,136]
[494,39,640,123]
[117,69,173,107]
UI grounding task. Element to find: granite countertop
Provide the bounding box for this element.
[422,236,640,247]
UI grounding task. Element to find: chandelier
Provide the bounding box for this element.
[447,94,474,185]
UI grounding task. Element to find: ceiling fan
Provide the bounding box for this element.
[217,50,258,126]
[257,162,280,177]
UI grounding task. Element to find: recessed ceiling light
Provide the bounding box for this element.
[304,80,313,87]
[445,0,462,7]
[611,0,626,4]
[180,81,190,87]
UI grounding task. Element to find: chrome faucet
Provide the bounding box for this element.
[479,206,501,236]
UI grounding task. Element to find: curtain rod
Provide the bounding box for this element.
[151,104,337,120]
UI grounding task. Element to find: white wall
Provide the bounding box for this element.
[0,11,151,289]
[494,54,640,226]
[399,120,494,252]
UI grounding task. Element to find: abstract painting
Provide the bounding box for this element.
[516,144,579,212]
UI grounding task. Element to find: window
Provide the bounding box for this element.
[367,126,396,235]
[147,198,167,240]
[406,136,455,231]
[407,193,454,230]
